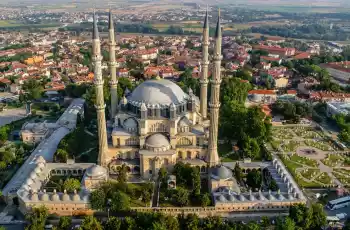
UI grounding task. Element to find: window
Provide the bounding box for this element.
[149,170,152,174]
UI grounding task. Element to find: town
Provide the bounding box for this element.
[0,1,350,230]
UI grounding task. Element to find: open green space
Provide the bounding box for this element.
[281,140,302,152]
[290,154,318,167]
[332,171,350,185]
[300,169,320,180]
[43,175,83,192]
[304,140,334,151]
[0,20,25,28]
[272,128,295,139]
[321,154,344,167]
[314,173,333,185]
[293,128,322,139]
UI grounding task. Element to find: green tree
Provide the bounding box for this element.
[246,170,262,190]
[117,164,128,183]
[121,216,136,230]
[261,216,270,228]
[191,167,201,196]
[200,193,211,207]
[202,216,223,230]
[54,149,68,163]
[344,217,350,230]
[22,79,44,100]
[0,227,5,230]
[63,178,80,193]
[141,189,151,205]
[158,167,168,183]
[309,203,327,230]
[58,216,72,230]
[25,206,49,230]
[234,162,242,183]
[181,214,199,230]
[173,187,189,207]
[79,216,102,230]
[90,189,106,210]
[111,191,130,212]
[104,217,121,230]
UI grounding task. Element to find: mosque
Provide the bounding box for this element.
[97,8,222,179]
[1,9,306,216]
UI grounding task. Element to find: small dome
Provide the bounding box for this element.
[73,190,81,201]
[145,133,170,151]
[21,184,31,191]
[40,191,49,201]
[141,102,147,111]
[30,191,38,201]
[228,195,235,202]
[62,190,71,202]
[25,177,34,185]
[178,117,191,127]
[239,194,245,201]
[258,192,265,201]
[123,118,138,130]
[30,171,37,179]
[217,195,226,202]
[268,192,275,201]
[277,193,284,201]
[35,166,42,174]
[51,191,60,201]
[212,165,232,180]
[35,156,46,164]
[288,193,294,200]
[249,194,255,201]
[170,103,176,110]
[86,165,107,178]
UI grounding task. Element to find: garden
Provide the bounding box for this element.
[42,175,83,192]
[321,154,344,167]
[304,140,334,151]
[158,162,211,207]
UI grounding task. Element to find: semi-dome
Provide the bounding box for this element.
[129,80,187,105]
[212,165,232,180]
[145,133,171,152]
[123,118,138,132]
[86,165,107,178]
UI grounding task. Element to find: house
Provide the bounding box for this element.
[260,56,282,65]
[310,91,350,103]
[320,62,350,87]
[24,56,44,65]
[117,68,129,77]
[254,45,296,57]
[248,89,277,104]
[293,52,311,60]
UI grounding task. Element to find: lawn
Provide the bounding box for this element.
[314,173,333,185]
[293,128,322,139]
[333,172,350,185]
[0,20,25,28]
[281,140,301,152]
[304,140,334,151]
[128,183,152,207]
[321,154,344,167]
[289,154,318,167]
[278,155,303,173]
[270,139,282,150]
[300,169,320,180]
[272,128,295,139]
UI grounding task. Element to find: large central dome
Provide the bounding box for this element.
[129,79,187,105]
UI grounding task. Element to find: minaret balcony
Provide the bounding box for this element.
[92,55,103,62]
[108,61,118,67]
[94,79,104,85]
[213,54,223,60]
[210,79,222,84]
[110,80,118,86]
[200,79,209,84]
[201,61,210,65]
[95,104,106,110]
[209,102,221,108]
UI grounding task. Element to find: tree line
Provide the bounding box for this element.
[24,202,331,230]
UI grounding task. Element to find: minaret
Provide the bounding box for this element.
[207,10,222,167]
[200,6,209,119]
[92,12,108,166]
[108,9,118,119]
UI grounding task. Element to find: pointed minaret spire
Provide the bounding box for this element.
[108,8,118,119]
[199,5,210,119]
[108,8,114,30]
[207,8,222,167]
[92,10,99,39]
[92,11,108,167]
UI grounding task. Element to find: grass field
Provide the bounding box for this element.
[0,20,25,28]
